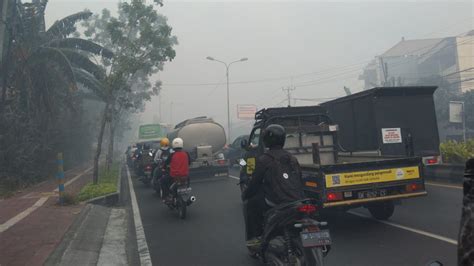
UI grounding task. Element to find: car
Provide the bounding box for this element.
[222,135,249,165]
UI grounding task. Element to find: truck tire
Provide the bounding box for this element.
[368,201,395,220]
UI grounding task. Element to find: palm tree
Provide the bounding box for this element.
[3,0,111,115]
[0,0,111,185]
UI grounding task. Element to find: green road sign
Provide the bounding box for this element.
[139,124,162,139]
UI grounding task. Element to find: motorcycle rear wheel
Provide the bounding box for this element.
[301,247,324,266]
[178,197,187,219]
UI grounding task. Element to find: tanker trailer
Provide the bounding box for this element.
[168,117,229,177]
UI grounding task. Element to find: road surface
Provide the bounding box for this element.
[130,167,461,266]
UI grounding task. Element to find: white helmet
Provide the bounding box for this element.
[172,138,184,149]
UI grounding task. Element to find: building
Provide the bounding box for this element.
[455,32,474,93]
[359,32,474,93]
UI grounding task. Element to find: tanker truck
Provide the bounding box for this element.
[167,117,229,177]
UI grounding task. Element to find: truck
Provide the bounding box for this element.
[320,86,441,166]
[167,117,229,177]
[242,87,437,220]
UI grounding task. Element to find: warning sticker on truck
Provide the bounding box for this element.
[381,128,402,144]
[325,166,420,188]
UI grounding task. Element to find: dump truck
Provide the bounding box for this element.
[168,117,229,177]
[241,87,438,220]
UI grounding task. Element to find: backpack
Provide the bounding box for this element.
[263,150,305,204]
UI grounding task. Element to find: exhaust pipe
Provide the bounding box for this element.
[187,196,196,206]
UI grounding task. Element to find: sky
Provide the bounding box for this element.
[45,0,474,139]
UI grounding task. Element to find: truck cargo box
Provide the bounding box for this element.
[320,86,440,162]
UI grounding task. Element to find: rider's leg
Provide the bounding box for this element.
[244,190,266,241]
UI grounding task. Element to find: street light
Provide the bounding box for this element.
[206,56,248,143]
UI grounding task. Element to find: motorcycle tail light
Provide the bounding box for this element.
[217,159,227,165]
[297,204,317,214]
[145,165,152,170]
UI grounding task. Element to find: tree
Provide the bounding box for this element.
[81,0,177,183]
[0,0,111,186]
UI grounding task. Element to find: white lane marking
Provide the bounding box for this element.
[425,182,462,190]
[229,175,240,180]
[97,208,127,266]
[126,165,152,266]
[0,197,49,233]
[54,166,93,192]
[349,211,458,245]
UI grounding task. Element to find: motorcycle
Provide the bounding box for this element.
[161,180,196,219]
[246,198,331,266]
[140,151,156,186]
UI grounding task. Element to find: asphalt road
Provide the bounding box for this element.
[131,168,462,266]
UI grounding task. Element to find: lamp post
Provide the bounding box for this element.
[206,56,248,143]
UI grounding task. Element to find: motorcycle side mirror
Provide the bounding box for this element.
[240,139,248,149]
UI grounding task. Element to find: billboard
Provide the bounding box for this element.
[449,101,464,123]
[237,104,257,120]
[139,124,163,139]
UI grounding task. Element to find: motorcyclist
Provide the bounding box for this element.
[241,124,305,247]
[153,138,173,187]
[161,138,191,201]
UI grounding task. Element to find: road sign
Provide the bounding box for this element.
[139,124,163,139]
[237,104,257,120]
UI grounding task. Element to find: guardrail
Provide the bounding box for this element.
[424,164,466,184]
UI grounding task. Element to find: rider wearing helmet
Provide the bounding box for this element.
[242,124,305,246]
[153,138,172,186]
[161,138,191,200]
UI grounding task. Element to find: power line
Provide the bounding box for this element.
[161,59,372,87]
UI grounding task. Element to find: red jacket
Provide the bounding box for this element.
[169,150,190,179]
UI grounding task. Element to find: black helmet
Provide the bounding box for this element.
[263,124,286,148]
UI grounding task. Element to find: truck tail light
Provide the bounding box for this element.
[425,156,441,165]
[327,192,343,201]
[406,183,423,192]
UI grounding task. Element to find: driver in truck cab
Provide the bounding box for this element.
[161,138,191,201]
[241,124,305,247]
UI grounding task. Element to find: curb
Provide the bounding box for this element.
[424,164,465,184]
[85,163,123,207]
[44,204,92,266]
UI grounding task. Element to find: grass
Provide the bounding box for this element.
[76,162,120,202]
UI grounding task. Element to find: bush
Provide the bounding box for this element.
[440,140,474,164]
[76,162,119,202]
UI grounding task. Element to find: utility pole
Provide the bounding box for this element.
[379,57,388,86]
[282,86,296,107]
[158,90,162,122]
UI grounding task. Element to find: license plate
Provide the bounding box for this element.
[177,187,192,194]
[357,189,387,199]
[300,230,332,247]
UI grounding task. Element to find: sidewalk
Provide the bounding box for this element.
[0,165,93,266]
